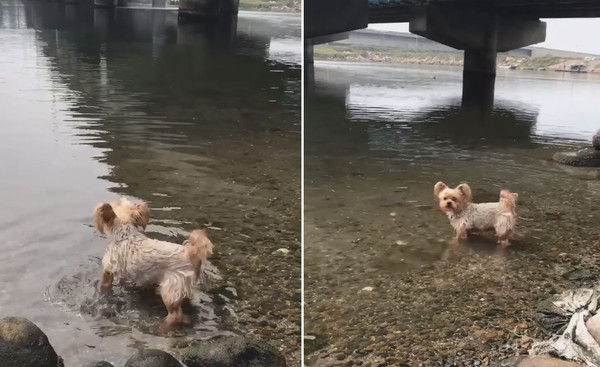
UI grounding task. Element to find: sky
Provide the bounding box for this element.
[368,18,600,55]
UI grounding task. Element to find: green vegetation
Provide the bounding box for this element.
[517,55,567,68]
[239,0,299,11]
[315,44,598,72]
[314,44,463,63]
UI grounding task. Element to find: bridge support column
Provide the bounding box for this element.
[410,6,545,108]
[178,0,239,21]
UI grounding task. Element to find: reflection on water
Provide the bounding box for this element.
[0,1,300,366]
[305,62,600,366]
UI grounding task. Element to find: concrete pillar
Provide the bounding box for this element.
[462,16,497,110]
[178,0,238,21]
[409,5,545,108]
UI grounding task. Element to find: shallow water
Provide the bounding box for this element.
[0,1,300,365]
[305,62,600,366]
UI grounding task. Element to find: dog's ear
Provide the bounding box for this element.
[456,183,473,202]
[93,203,116,234]
[132,202,150,229]
[433,182,447,198]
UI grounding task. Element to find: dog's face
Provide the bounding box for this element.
[434,182,472,214]
[93,198,150,234]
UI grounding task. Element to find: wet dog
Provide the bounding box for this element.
[92,198,213,329]
[433,182,518,247]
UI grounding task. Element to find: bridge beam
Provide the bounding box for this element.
[178,0,239,21]
[409,6,546,108]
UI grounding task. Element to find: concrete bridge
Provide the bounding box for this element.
[305,0,600,107]
[65,0,240,21]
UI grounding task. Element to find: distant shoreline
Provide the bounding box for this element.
[314,44,600,73]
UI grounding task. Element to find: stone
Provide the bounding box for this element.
[275,248,290,255]
[553,149,600,167]
[84,362,115,367]
[124,349,182,367]
[182,336,287,367]
[0,316,64,367]
[593,130,600,150]
[361,287,374,292]
[518,356,584,367]
[562,268,595,281]
[586,314,600,344]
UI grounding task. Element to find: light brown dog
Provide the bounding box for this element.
[92,198,213,329]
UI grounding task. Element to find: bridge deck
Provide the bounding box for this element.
[368,0,600,23]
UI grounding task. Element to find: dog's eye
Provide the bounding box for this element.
[451,197,457,202]
[443,197,447,201]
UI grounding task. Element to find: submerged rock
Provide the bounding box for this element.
[182,336,287,367]
[0,316,64,367]
[124,349,182,367]
[562,268,595,281]
[84,362,115,367]
[553,149,600,167]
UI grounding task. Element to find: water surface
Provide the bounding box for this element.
[305,62,600,366]
[0,2,300,365]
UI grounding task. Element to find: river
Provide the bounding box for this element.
[0,1,300,366]
[305,62,600,366]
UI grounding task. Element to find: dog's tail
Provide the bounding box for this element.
[499,189,518,210]
[183,229,213,271]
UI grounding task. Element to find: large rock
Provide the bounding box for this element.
[586,313,600,344]
[182,336,287,367]
[518,356,584,367]
[553,149,600,167]
[0,317,64,367]
[124,349,182,367]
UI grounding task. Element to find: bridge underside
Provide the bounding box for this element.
[369,0,600,23]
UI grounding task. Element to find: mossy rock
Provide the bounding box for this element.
[553,149,600,167]
[124,349,182,367]
[182,336,287,367]
[0,317,64,367]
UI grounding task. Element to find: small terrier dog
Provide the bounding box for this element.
[433,182,518,247]
[92,198,213,329]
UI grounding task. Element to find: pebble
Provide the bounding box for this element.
[361,287,374,292]
[275,248,290,255]
[395,240,407,246]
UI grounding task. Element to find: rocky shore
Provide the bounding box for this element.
[0,317,287,367]
[314,45,600,73]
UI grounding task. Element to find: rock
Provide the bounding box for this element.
[361,287,374,292]
[586,314,600,344]
[562,268,595,281]
[533,296,570,334]
[489,356,528,367]
[593,130,600,150]
[275,248,290,255]
[124,349,182,367]
[553,149,600,167]
[395,240,407,246]
[0,316,64,367]
[182,336,287,367]
[84,362,114,367]
[518,356,584,367]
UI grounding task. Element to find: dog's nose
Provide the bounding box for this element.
[446,202,452,208]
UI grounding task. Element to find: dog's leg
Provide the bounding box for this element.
[498,231,511,248]
[100,271,114,295]
[453,229,467,244]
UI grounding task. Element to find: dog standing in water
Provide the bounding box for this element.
[92,198,213,329]
[434,182,518,247]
